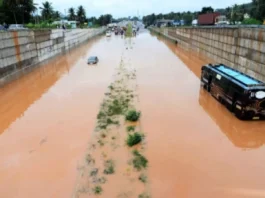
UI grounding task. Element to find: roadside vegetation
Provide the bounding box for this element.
[103,160,115,174]
[0,1,112,29]
[125,23,133,37]
[127,133,142,147]
[93,186,103,195]
[74,54,150,197]
[139,193,150,198]
[126,110,141,122]
[139,173,148,183]
[132,150,148,171]
[127,125,135,132]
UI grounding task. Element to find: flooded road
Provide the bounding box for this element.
[134,32,265,198]
[1,30,265,198]
[0,35,125,197]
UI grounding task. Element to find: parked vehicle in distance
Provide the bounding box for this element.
[198,13,220,25]
[201,64,265,120]
[0,25,5,30]
[106,31,111,37]
[8,24,28,30]
[215,15,229,25]
[192,19,198,26]
[87,56,99,64]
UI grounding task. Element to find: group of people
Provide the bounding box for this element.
[114,29,124,36]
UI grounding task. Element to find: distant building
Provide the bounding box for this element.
[154,19,174,27]
[52,20,78,28]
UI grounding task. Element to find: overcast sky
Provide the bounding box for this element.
[34,0,251,18]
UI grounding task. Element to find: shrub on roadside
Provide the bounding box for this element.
[139,173,147,183]
[103,160,115,174]
[126,126,135,132]
[127,133,142,147]
[241,18,262,25]
[125,110,141,122]
[132,150,148,171]
[93,186,103,195]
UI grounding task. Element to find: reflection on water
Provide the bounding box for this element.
[150,31,212,78]
[199,88,265,149]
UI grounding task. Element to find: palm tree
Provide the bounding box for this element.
[3,0,36,23]
[53,11,60,20]
[68,7,75,20]
[77,5,86,24]
[40,1,53,21]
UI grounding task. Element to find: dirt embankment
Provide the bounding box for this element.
[73,40,150,198]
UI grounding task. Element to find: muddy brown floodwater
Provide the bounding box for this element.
[1,30,265,198]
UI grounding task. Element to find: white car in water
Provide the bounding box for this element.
[106,31,111,37]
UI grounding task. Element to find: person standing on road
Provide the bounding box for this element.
[3,22,8,30]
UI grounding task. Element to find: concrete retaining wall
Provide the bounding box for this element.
[150,27,265,82]
[0,28,105,78]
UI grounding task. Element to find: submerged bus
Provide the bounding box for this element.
[201,64,265,120]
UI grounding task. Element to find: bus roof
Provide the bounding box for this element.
[215,65,262,86]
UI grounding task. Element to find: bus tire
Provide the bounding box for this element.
[246,111,255,120]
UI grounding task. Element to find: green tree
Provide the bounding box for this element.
[200,7,214,14]
[132,16,139,21]
[40,1,54,21]
[183,11,193,25]
[68,7,75,20]
[77,5,86,24]
[53,11,60,20]
[97,14,112,25]
[2,0,36,24]
[252,0,265,21]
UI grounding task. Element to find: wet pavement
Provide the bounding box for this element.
[1,30,265,198]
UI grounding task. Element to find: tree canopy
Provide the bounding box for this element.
[0,0,36,24]
[77,5,86,24]
[200,7,214,14]
[68,7,76,21]
[40,1,54,21]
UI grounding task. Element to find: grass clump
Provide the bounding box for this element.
[139,173,147,183]
[100,133,107,139]
[127,126,135,132]
[86,154,95,165]
[98,177,107,184]
[138,193,150,198]
[97,111,106,120]
[93,186,103,195]
[90,168,98,177]
[125,23,133,37]
[107,99,124,116]
[108,85,114,90]
[103,160,115,174]
[106,118,119,125]
[132,150,148,171]
[125,110,141,122]
[98,140,104,146]
[126,133,142,147]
